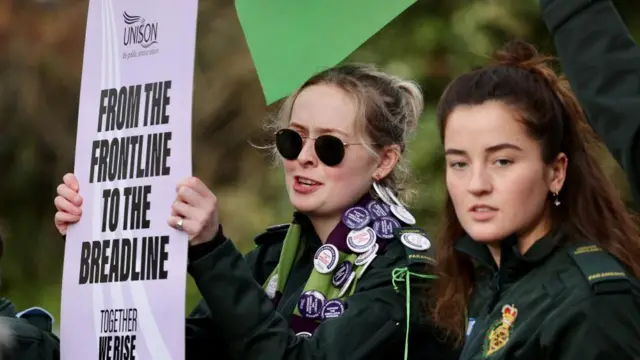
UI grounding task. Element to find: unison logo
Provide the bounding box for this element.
[122,11,158,49]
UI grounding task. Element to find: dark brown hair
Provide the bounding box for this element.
[430,40,640,344]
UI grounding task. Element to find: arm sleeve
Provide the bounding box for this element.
[541,0,640,204]
[187,239,409,360]
[184,229,263,360]
[544,294,640,359]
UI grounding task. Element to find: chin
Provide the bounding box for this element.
[464,222,512,244]
[289,193,320,214]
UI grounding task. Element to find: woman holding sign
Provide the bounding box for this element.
[427,40,640,359]
[54,63,458,360]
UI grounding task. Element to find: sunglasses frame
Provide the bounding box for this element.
[274,128,366,166]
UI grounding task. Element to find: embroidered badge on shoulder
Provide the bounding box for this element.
[483,304,518,357]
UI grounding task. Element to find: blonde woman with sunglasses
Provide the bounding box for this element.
[53,63,458,360]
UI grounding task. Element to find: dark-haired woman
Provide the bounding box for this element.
[429,40,640,359]
[540,0,640,206]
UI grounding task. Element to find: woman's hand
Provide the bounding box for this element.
[54,173,83,236]
[168,177,220,246]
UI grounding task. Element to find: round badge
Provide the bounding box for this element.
[372,182,394,206]
[400,232,431,251]
[314,244,339,274]
[296,331,312,338]
[367,200,389,220]
[390,204,416,225]
[372,216,401,239]
[338,271,356,298]
[298,290,326,319]
[341,206,371,230]
[265,273,278,299]
[357,252,377,279]
[355,243,379,266]
[346,227,377,253]
[384,186,404,207]
[332,261,353,288]
[321,299,345,320]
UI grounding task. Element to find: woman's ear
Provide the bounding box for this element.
[374,144,401,180]
[548,152,568,193]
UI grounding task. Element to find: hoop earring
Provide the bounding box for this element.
[553,191,561,207]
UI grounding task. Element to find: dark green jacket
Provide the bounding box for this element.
[0,298,60,360]
[458,228,640,359]
[541,0,640,205]
[184,215,457,360]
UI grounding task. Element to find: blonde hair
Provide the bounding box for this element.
[263,63,424,204]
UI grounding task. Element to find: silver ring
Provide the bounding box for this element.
[176,218,184,231]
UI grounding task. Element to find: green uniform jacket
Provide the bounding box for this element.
[184,214,458,360]
[458,227,640,360]
[540,0,640,205]
[0,298,60,360]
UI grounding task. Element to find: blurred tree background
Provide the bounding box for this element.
[0,0,638,331]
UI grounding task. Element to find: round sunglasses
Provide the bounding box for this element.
[275,128,363,166]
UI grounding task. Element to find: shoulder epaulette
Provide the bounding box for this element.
[254,223,290,246]
[393,227,436,267]
[567,244,631,294]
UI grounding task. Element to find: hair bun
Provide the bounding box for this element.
[493,39,540,65]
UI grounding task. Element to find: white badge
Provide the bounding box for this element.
[390,204,416,225]
[338,271,356,298]
[355,243,379,266]
[384,186,404,207]
[265,273,278,299]
[314,244,339,274]
[346,227,377,253]
[356,252,377,279]
[296,331,312,338]
[400,232,431,251]
[373,182,394,206]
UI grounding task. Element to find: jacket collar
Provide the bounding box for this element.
[454,225,566,283]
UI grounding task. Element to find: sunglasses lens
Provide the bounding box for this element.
[315,135,345,166]
[275,129,303,160]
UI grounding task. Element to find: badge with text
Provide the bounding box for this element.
[298,291,326,319]
[342,206,371,230]
[332,261,353,288]
[400,232,431,251]
[321,299,345,320]
[346,227,377,253]
[314,244,339,274]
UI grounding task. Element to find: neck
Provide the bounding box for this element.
[487,213,553,268]
[308,215,341,243]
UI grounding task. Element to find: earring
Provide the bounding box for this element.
[553,191,561,207]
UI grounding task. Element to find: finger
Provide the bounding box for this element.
[57,183,83,206]
[55,211,80,226]
[167,216,196,236]
[171,200,199,220]
[54,196,82,216]
[63,173,80,192]
[177,186,208,208]
[177,177,214,199]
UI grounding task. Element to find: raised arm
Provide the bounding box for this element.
[541,0,640,204]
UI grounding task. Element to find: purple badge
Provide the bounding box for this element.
[321,299,345,320]
[341,206,371,230]
[373,216,401,239]
[332,261,353,288]
[367,200,389,220]
[298,290,326,319]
